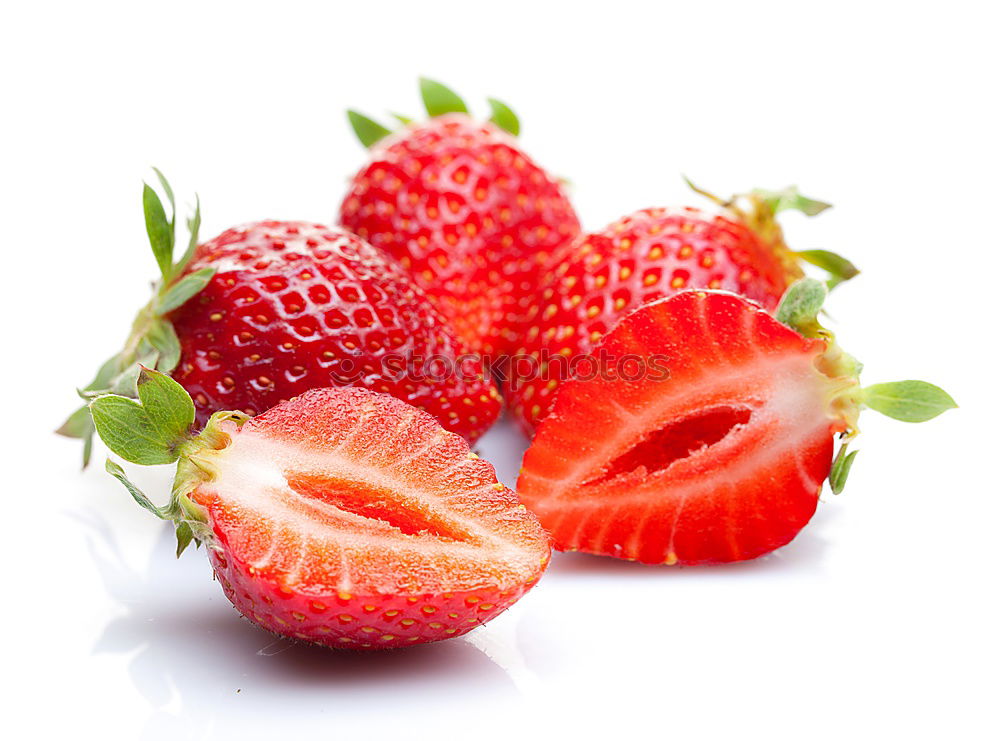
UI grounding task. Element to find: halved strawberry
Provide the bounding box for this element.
[90,370,550,649]
[517,282,954,565]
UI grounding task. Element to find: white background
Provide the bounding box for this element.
[2,1,997,739]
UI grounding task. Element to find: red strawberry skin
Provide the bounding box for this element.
[169,220,501,441]
[516,290,844,565]
[506,207,803,431]
[339,114,580,356]
[191,387,550,649]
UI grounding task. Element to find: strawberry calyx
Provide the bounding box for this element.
[56,170,212,468]
[776,278,956,493]
[684,177,860,290]
[347,78,521,148]
[91,366,249,556]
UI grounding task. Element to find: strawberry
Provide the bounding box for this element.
[57,171,502,465]
[89,370,550,649]
[505,182,860,432]
[516,281,954,565]
[338,78,580,357]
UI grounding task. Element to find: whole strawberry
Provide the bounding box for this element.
[58,172,501,465]
[517,281,955,565]
[505,182,859,432]
[339,79,581,357]
[90,372,550,649]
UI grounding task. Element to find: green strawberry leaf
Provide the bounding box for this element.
[91,396,178,465]
[146,319,181,372]
[56,404,94,439]
[156,267,215,315]
[90,368,194,465]
[487,97,520,136]
[347,110,392,148]
[136,366,195,438]
[829,445,859,494]
[109,348,159,396]
[776,278,828,333]
[82,432,94,469]
[65,173,205,469]
[152,167,176,232]
[753,186,831,216]
[173,194,202,276]
[419,78,468,117]
[56,405,97,468]
[796,249,860,289]
[87,353,123,391]
[174,521,195,557]
[862,381,957,422]
[391,112,414,125]
[105,458,169,518]
[143,182,174,281]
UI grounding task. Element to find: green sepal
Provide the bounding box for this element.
[82,433,94,469]
[829,444,859,495]
[487,97,520,136]
[795,249,861,289]
[143,182,174,280]
[87,353,123,391]
[174,521,195,557]
[173,194,202,277]
[56,404,97,468]
[753,186,831,216]
[89,368,194,465]
[861,381,957,423]
[56,404,93,439]
[146,318,182,372]
[137,366,196,439]
[63,172,213,469]
[109,353,155,396]
[152,167,176,232]
[419,77,468,117]
[156,267,216,315]
[390,112,414,125]
[105,458,169,518]
[347,110,392,148]
[775,278,828,335]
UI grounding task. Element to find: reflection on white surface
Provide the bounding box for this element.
[75,508,530,739]
[68,416,847,739]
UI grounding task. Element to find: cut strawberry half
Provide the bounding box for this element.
[517,282,955,565]
[90,372,550,649]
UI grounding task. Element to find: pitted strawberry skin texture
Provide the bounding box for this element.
[169,221,502,441]
[340,114,580,357]
[507,207,802,431]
